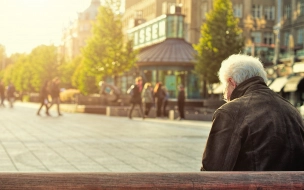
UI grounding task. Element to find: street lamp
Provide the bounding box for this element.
[272,0,282,77]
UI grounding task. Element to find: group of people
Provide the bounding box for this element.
[127,77,185,120]
[0,81,16,108]
[36,77,62,116]
[127,54,304,171]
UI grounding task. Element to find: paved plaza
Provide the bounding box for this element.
[0,102,212,172]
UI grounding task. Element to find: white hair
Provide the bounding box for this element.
[218,54,268,85]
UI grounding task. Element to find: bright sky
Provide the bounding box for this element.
[0,0,93,56]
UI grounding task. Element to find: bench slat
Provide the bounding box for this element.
[0,172,303,189]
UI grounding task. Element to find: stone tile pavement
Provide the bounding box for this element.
[0,102,212,172]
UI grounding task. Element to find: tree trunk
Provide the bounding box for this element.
[202,79,208,99]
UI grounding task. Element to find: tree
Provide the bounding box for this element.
[72,62,98,95]
[27,45,59,91]
[193,0,244,98]
[1,45,59,93]
[79,4,137,94]
[58,56,81,89]
[0,44,6,71]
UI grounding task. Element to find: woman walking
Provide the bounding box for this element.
[141,83,154,117]
[153,82,166,118]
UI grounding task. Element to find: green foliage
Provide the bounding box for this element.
[58,56,81,89]
[193,0,244,96]
[27,45,59,91]
[0,44,5,69]
[79,4,137,95]
[1,45,59,93]
[72,62,98,95]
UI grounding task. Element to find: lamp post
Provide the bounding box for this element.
[273,0,282,77]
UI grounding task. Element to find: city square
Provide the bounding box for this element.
[0,102,211,172]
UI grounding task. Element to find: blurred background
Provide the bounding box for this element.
[1,0,304,117]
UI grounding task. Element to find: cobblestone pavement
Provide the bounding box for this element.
[0,102,212,172]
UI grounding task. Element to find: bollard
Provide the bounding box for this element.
[106,106,110,116]
[169,110,175,120]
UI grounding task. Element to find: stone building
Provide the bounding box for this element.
[178,0,277,66]
[59,0,100,61]
[267,0,304,108]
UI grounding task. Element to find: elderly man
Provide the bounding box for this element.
[201,54,304,171]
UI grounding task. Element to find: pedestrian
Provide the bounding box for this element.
[0,80,5,107]
[162,86,169,117]
[6,82,15,108]
[48,77,62,116]
[128,77,144,119]
[153,82,166,118]
[201,54,304,171]
[141,82,154,117]
[177,85,185,120]
[37,81,50,116]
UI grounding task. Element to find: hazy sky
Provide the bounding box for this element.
[0,0,93,56]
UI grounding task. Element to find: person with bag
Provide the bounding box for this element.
[128,77,144,119]
[141,82,154,117]
[37,80,50,116]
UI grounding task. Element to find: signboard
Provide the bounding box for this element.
[128,14,184,49]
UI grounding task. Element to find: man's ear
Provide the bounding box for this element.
[229,78,237,88]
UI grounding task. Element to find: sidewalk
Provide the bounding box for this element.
[0,102,212,172]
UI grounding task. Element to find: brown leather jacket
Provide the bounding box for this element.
[202,76,304,171]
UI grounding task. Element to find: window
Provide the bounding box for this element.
[264,6,275,20]
[251,32,262,44]
[234,4,243,18]
[297,28,304,44]
[135,10,143,18]
[263,33,274,45]
[252,5,262,18]
[300,0,304,15]
[162,2,176,14]
[285,4,291,19]
[201,2,208,19]
[284,32,290,46]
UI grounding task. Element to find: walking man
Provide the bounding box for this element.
[48,77,62,116]
[128,77,144,119]
[177,85,185,120]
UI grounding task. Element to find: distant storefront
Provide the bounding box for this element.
[121,13,201,99]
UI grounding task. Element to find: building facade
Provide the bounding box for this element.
[59,0,100,61]
[58,0,304,105]
[122,0,201,99]
[178,0,277,66]
[267,0,304,108]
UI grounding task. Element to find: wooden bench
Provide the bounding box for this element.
[0,172,303,189]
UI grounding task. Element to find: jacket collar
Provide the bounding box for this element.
[230,76,267,101]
